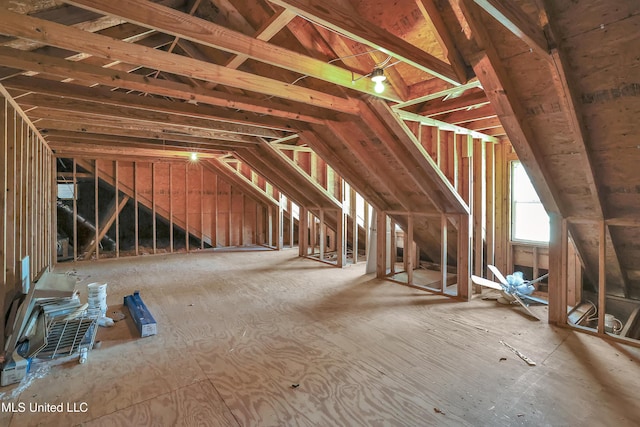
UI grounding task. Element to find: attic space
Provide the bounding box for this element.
[1,0,639,425]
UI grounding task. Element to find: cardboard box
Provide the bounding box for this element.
[124,291,157,338]
[1,353,30,387]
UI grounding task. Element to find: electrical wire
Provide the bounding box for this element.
[376,56,392,68]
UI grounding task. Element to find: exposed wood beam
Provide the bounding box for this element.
[203,159,279,208]
[0,10,360,114]
[299,128,392,212]
[253,143,340,209]
[37,123,241,149]
[1,15,126,52]
[417,90,490,116]
[271,144,313,152]
[541,8,605,220]
[292,19,406,101]
[3,76,297,133]
[357,105,444,212]
[49,142,218,161]
[224,9,297,70]
[269,0,462,85]
[458,0,560,214]
[461,116,502,131]
[235,148,323,209]
[65,0,399,101]
[83,194,130,258]
[45,129,229,148]
[149,0,203,79]
[365,99,470,214]
[395,109,497,142]
[322,121,413,212]
[0,47,332,124]
[415,0,469,82]
[18,93,273,141]
[26,107,261,145]
[472,0,550,58]
[45,135,228,154]
[434,103,496,124]
[259,138,342,208]
[541,1,625,291]
[406,78,453,101]
[483,127,507,137]
[393,80,482,110]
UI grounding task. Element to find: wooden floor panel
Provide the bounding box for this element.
[1,250,638,426]
[84,380,238,427]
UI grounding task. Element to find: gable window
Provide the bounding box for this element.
[57,183,75,200]
[511,161,549,243]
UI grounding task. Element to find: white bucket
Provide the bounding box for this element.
[87,282,108,316]
[87,282,107,294]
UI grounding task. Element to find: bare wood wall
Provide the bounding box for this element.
[64,158,268,260]
[1,84,56,336]
[409,124,499,276]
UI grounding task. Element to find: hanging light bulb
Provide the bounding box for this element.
[370,67,386,94]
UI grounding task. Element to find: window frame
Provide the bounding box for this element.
[509,160,550,245]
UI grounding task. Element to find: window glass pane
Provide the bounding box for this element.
[58,183,75,200]
[511,161,549,242]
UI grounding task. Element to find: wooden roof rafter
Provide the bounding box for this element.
[300,126,394,212]
[415,0,469,83]
[234,148,325,209]
[203,158,280,208]
[539,0,631,296]
[471,0,550,59]
[36,123,246,150]
[268,0,462,86]
[15,92,281,140]
[0,10,360,114]
[0,47,333,124]
[456,0,560,213]
[49,143,220,162]
[2,76,297,133]
[46,136,227,156]
[64,0,402,102]
[258,137,342,207]
[24,106,262,146]
[42,130,235,153]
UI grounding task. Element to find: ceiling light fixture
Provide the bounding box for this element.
[190,152,198,161]
[371,67,386,94]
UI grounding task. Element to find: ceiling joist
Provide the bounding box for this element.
[268,0,462,85]
[0,9,360,114]
[0,47,331,124]
[65,0,401,101]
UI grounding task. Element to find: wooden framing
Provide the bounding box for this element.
[376,210,387,279]
[471,0,550,58]
[269,0,461,85]
[94,160,99,259]
[1,84,56,339]
[152,163,157,254]
[60,156,276,257]
[441,214,448,293]
[0,0,636,353]
[83,194,130,259]
[66,0,402,102]
[169,163,174,253]
[0,11,360,114]
[185,163,189,252]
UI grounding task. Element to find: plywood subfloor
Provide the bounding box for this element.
[1,250,639,426]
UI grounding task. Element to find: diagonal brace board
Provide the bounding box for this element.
[83,193,130,258]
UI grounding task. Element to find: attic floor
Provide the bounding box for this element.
[2,250,639,426]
